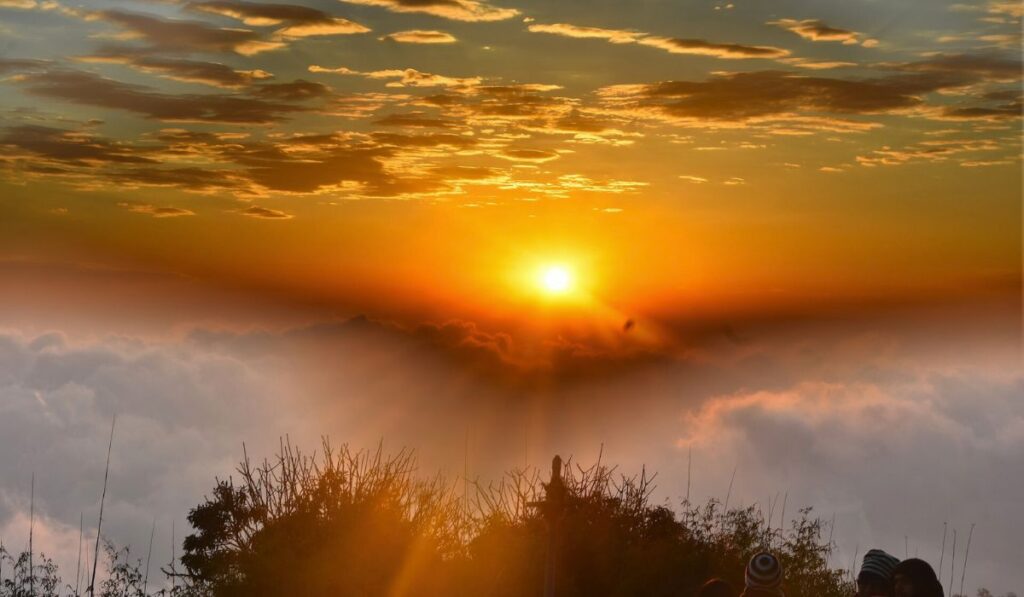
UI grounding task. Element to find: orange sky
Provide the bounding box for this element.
[0,1,1023,590]
[0,0,1020,346]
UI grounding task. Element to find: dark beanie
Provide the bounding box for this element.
[699,578,737,597]
[859,549,900,583]
[893,558,944,597]
[745,552,784,596]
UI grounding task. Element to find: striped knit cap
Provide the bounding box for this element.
[745,552,783,593]
[859,549,900,583]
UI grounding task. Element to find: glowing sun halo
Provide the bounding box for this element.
[539,265,573,295]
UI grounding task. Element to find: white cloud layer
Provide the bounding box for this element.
[0,322,1020,593]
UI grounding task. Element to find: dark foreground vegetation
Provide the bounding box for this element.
[0,440,1007,597]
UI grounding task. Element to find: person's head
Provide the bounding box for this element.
[857,549,900,597]
[741,552,784,597]
[699,578,737,597]
[892,559,944,597]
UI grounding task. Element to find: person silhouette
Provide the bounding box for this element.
[698,578,738,597]
[893,559,944,597]
[858,549,900,597]
[741,552,784,597]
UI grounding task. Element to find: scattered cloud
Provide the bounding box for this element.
[0,125,155,165]
[185,0,370,38]
[16,69,314,124]
[0,0,35,9]
[528,21,789,60]
[497,148,561,162]
[0,58,50,74]
[379,30,457,44]
[527,22,640,44]
[92,10,284,55]
[597,58,1020,127]
[80,47,273,88]
[637,37,789,59]
[884,52,1023,82]
[310,65,481,88]
[782,57,857,70]
[768,18,876,47]
[240,205,293,219]
[341,0,518,22]
[118,202,196,217]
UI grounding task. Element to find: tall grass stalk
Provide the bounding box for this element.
[959,523,975,596]
[89,416,116,597]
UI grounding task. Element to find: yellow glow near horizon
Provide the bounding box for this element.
[539,265,574,295]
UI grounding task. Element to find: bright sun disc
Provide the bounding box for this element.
[540,265,573,295]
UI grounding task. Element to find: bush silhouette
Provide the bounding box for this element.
[177,439,852,597]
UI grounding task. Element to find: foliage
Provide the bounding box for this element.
[0,546,61,597]
[177,440,855,597]
[13,439,985,597]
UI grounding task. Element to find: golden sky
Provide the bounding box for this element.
[0,0,1020,347]
[0,1,1023,590]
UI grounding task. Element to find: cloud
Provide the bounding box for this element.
[768,18,874,46]
[527,21,789,59]
[497,148,561,162]
[15,69,312,124]
[0,125,156,165]
[596,68,990,124]
[252,79,331,101]
[274,19,371,38]
[983,0,1024,18]
[106,166,243,192]
[374,112,459,128]
[0,294,1020,589]
[0,125,246,193]
[0,57,50,74]
[368,69,482,89]
[226,138,392,194]
[0,330,296,580]
[0,0,35,9]
[186,0,366,32]
[677,373,1024,592]
[80,47,273,88]
[527,22,640,44]
[240,205,293,219]
[379,29,457,44]
[310,65,481,89]
[185,0,370,38]
[782,58,858,70]
[118,202,196,217]
[885,52,1023,82]
[856,137,1014,168]
[341,0,518,22]
[93,10,284,55]
[413,84,573,124]
[637,37,789,59]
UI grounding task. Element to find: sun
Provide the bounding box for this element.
[539,264,573,295]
